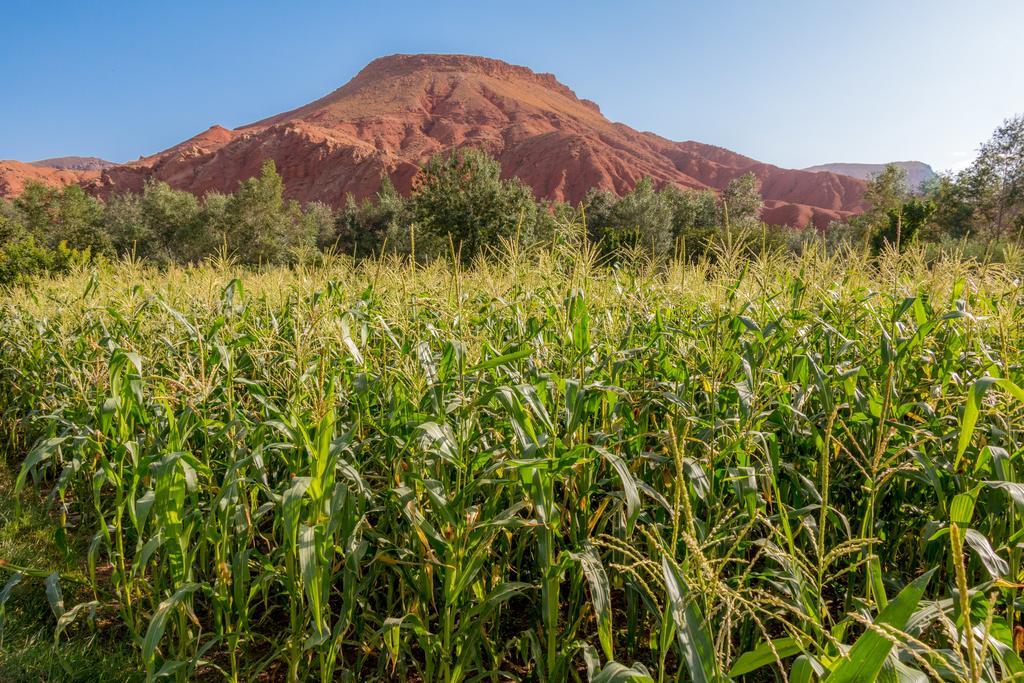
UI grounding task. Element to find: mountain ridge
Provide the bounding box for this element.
[2,53,868,227]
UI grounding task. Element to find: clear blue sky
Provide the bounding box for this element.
[2,1,1022,172]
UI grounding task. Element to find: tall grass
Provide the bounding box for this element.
[2,238,1024,681]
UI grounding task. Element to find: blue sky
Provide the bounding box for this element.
[2,1,1022,172]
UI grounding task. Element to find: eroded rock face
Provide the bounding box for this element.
[0,160,99,197]
[5,54,868,227]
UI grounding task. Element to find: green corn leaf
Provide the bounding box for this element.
[14,436,70,507]
[824,569,935,683]
[661,556,720,683]
[963,528,1008,579]
[790,655,817,683]
[729,636,804,677]
[595,446,640,535]
[468,346,532,373]
[574,543,614,662]
[956,377,1024,467]
[591,661,655,683]
[44,572,64,619]
[54,600,98,643]
[984,480,1024,512]
[142,583,200,680]
[949,489,978,526]
[298,524,326,642]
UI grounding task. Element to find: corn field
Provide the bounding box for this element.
[3,241,1024,682]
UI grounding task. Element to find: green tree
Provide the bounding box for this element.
[410,149,543,261]
[721,172,763,230]
[663,186,719,259]
[12,182,108,254]
[856,164,911,249]
[864,165,909,217]
[333,176,410,256]
[0,198,22,244]
[142,180,202,261]
[12,182,60,237]
[928,174,976,239]
[225,160,314,265]
[603,177,674,256]
[580,188,618,245]
[968,114,1024,236]
[55,185,107,253]
[300,201,336,253]
[197,192,231,258]
[103,191,146,256]
[872,197,935,252]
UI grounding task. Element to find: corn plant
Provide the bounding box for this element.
[2,243,1024,680]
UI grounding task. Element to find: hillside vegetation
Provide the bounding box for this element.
[2,237,1024,681]
[2,112,1022,290]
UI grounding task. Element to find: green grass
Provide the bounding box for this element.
[2,238,1024,681]
[0,466,138,681]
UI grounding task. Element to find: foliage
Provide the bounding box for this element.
[14,183,108,254]
[663,185,719,260]
[332,176,411,256]
[4,115,1024,281]
[410,148,548,260]
[721,172,763,230]
[222,160,317,264]
[871,196,937,252]
[969,114,1024,235]
[928,114,1024,239]
[3,246,1024,681]
[603,177,675,255]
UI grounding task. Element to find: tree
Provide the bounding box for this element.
[580,188,618,245]
[663,186,719,260]
[928,174,975,239]
[872,197,935,252]
[968,114,1024,236]
[604,177,674,256]
[857,164,911,249]
[333,176,410,256]
[410,149,543,261]
[103,191,146,256]
[224,160,314,265]
[301,201,337,253]
[722,172,763,231]
[927,114,1024,239]
[12,182,60,238]
[55,185,108,253]
[864,165,910,217]
[0,198,22,244]
[142,180,202,261]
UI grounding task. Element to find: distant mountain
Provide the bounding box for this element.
[0,160,102,198]
[32,156,118,172]
[802,161,936,192]
[2,54,870,227]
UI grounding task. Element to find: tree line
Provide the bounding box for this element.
[2,114,1022,284]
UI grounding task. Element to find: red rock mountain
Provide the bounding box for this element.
[0,160,101,198]
[3,54,867,227]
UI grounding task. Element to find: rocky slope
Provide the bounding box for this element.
[4,54,868,227]
[0,160,100,197]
